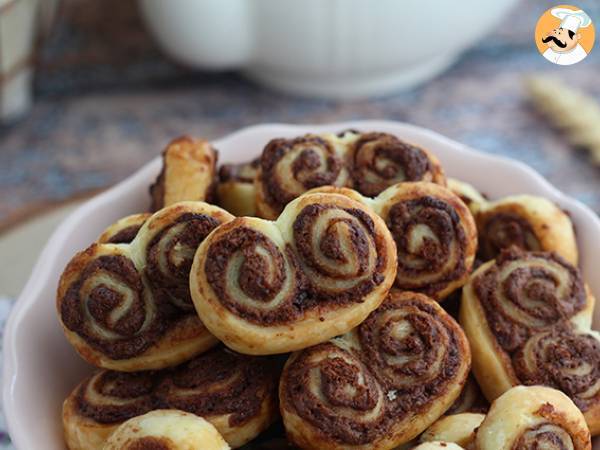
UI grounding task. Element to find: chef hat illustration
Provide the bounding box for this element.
[551,8,592,33]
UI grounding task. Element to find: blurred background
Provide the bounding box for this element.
[0,0,599,444]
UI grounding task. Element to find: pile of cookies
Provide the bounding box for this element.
[55,131,599,449]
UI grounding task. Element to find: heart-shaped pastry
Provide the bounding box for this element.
[57,201,233,371]
[460,249,600,435]
[191,191,397,355]
[254,131,446,219]
[62,346,279,450]
[279,290,471,449]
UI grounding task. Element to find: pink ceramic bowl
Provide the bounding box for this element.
[4,121,600,449]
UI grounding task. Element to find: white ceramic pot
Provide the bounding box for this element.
[138,0,520,99]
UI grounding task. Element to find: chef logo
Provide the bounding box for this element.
[535,5,595,65]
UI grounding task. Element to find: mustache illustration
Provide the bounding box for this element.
[542,35,567,48]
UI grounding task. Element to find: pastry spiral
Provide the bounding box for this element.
[63,370,159,450]
[149,137,218,211]
[254,131,446,219]
[97,213,151,244]
[460,250,598,433]
[373,182,477,300]
[191,191,397,355]
[218,158,260,216]
[62,346,280,449]
[351,132,445,197]
[102,410,230,450]
[419,413,485,448]
[513,327,600,435]
[279,291,471,449]
[255,133,352,219]
[311,182,477,300]
[475,195,577,265]
[476,385,591,450]
[154,346,280,447]
[57,202,233,371]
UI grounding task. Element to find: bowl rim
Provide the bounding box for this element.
[4,120,600,449]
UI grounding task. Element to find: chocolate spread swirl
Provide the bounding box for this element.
[260,135,345,214]
[100,214,150,245]
[513,326,600,412]
[282,293,468,446]
[60,209,223,359]
[473,250,586,352]
[352,132,440,197]
[513,423,574,450]
[283,343,386,445]
[205,226,303,324]
[292,204,386,300]
[357,297,463,417]
[61,253,165,359]
[104,225,144,244]
[76,347,279,428]
[145,212,221,311]
[256,132,444,215]
[478,212,542,261]
[76,370,157,424]
[204,204,387,325]
[387,196,467,295]
[156,347,278,427]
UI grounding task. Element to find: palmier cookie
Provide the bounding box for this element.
[475,194,577,264]
[476,385,591,450]
[62,346,279,449]
[460,250,599,433]
[190,191,397,355]
[279,291,471,450]
[255,131,445,219]
[310,182,477,300]
[57,201,233,371]
[102,410,230,450]
[150,136,218,211]
[217,158,260,217]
